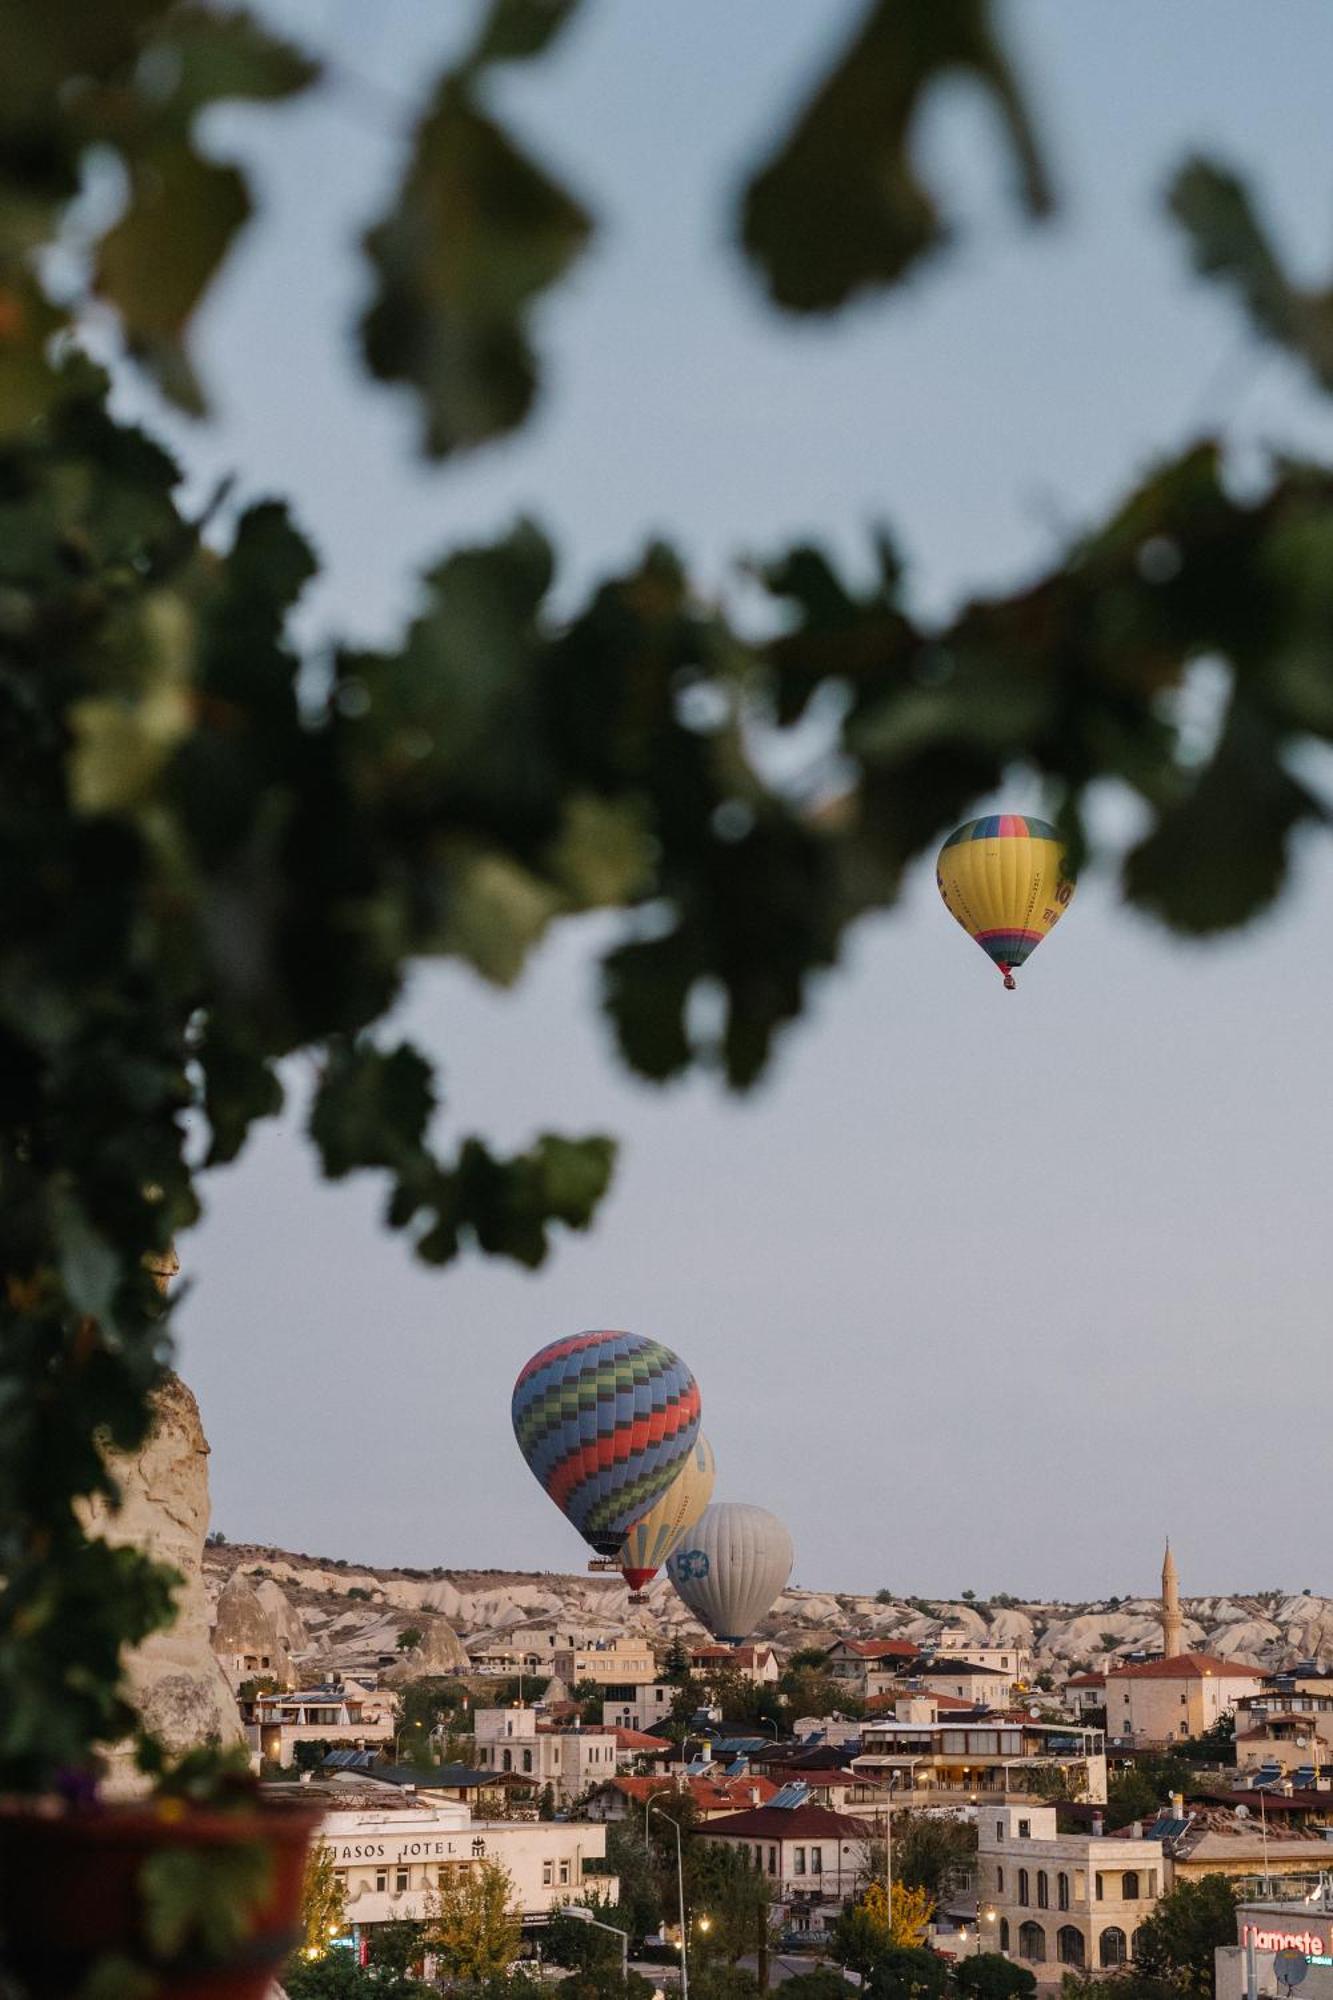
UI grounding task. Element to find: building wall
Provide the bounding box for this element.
[602,1684,675,1732]
[1107,1672,1262,1743]
[699,1829,869,1907]
[977,1804,1165,1983]
[320,1805,614,1930]
[553,1642,657,1686]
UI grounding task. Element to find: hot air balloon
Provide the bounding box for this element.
[512,1331,702,1560]
[666,1502,793,1644]
[936,814,1075,990]
[618,1435,715,1599]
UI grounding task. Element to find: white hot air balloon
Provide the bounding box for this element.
[666,1502,793,1644]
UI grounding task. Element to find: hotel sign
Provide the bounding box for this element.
[1242,1925,1332,1964]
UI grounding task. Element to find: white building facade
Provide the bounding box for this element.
[319,1800,616,1935]
[977,1804,1165,1981]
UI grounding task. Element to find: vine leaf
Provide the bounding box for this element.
[360,33,591,457]
[740,0,1051,313]
[1168,157,1333,389]
[1124,702,1322,933]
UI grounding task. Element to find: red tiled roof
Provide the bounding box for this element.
[600,1773,779,1811]
[1106,1653,1263,1682]
[865,1690,978,1713]
[1068,1673,1106,1688]
[837,1639,920,1660]
[697,1803,874,1840]
[614,1728,672,1752]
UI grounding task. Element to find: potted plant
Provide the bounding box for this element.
[0,1747,321,1999]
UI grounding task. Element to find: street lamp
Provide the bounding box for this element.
[562,1906,630,1988]
[648,1802,690,2000]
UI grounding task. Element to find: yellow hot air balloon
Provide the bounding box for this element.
[618,1435,715,1598]
[936,815,1075,990]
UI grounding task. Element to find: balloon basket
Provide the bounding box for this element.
[586,1557,619,1572]
[627,1591,647,1605]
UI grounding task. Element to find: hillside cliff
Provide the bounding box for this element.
[202,1542,1333,1683]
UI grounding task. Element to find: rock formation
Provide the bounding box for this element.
[84,1373,244,1785]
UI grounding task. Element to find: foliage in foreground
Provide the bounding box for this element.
[5,0,1333,1816]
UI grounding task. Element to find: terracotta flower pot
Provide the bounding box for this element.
[0,1795,321,1999]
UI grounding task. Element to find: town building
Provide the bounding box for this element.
[1105,1655,1264,1746]
[472,1706,625,1806]
[915,1659,1019,1708]
[551,1637,658,1688]
[314,1793,616,1942]
[1151,1803,1333,1895]
[929,1629,1033,1681]
[1216,1894,1333,2000]
[693,1800,874,1929]
[824,1639,920,1695]
[600,1682,676,1733]
[1234,1691,1333,1779]
[853,1715,1107,1805]
[582,1771,778,1821]
[690,1644,781,1686]
[247,1681,395,1766]
[977,1802,1166,1979]
[1065,1673,1107,1717]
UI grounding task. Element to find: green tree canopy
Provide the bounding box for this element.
[1133,1874,1240,1997]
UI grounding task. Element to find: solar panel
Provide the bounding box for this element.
[769,1782,812,1811]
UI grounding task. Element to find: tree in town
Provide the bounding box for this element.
[299,1841,346,1958]
[538,1782,558,1821]
[1108,1752,1195,1824]
[955,1956,1037,2000]
[780,1667,864,1721]
[833,1880,935,1969]
[604,1823,664,1942]
[543,1898,624,1972]
[662,1640,693,1685]
[1132,1874,1240,1997]
[778,1975,861,2000]
[398,1675,470,1741]
[366,1920,428,1981]
[890,1812,979,1906]
[863,1946,952,2000]
[7,0,1333,1860]
[396,1627,424,1654]
[424,1860,522,1982]
[688,1843,775,1980]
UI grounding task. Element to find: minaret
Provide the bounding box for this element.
[1161,1538,1183,1659]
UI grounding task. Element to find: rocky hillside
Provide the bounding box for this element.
[202,1543,1333,1685]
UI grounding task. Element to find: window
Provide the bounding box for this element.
[1123,1872,1140,1901]
[768,1846,777,1876]
[1018,1922,1046,1963]
[794,1848,806,1876]
[502,1749,512,1772]
[1000,1920,1010,1954]
[1018,1869,1029,1907]
[1095,1873,1104,1902]
[523,1750,533,1773]
[811,1847,823,1875]
[996,1821,1004,1841]
[559,1860,571,1885]
[376,1870,388,1893]
[395,1869,409,1893]
[1037,1872,1049,1909]
[1058,1873,1070,1912]
[543,1862,554,1887]
[1100,1928,1127,1967]
[1018,1819,1031,1839]
[997,1867,1004,1893]
[1058,1927,1085,1967]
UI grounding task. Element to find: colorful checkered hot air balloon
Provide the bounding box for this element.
[511,1331,702,1560]
[936,814,1076,990]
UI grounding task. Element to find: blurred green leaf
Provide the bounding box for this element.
[740,0,1051,312]
[1169,158,1333,389]
[466,0,582,67]
[94,143,250,413]
[361,79,591,456]
[309,1039,436,1178]
[1124,702,1321,933]
[141,5,319,117]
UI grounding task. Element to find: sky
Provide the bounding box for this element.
[106,0,1333,1600]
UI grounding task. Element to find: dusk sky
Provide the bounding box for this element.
[115,0,1333,1599]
